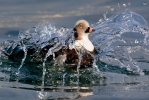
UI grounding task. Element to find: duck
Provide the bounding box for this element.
[73,20,97,54]
[41,19,97,68]
[3,20,97,68]
[66,20,97,68]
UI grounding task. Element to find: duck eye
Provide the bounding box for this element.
[78,23,83,28]
[85,27,90,33]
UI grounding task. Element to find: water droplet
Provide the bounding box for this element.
[128,2,131,5]
[7,68,11,71]
[110,7,114,11]
[54,38,58,43]
[0,62,2,65]
[118,3,121,7]
[135,40,139,43]
[123,4,126,7]
[16,72,19,76]
[103,14,107,20]
[98,19,103,23]
[143,2,147,5]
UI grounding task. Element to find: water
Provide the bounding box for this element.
[91,10,149,75]
[0,10,149,100]
[110,7,114,12]
[143,2,147,6]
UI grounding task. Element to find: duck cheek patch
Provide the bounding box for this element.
[73,28,76,31]
[74,32,78,39]
[85,27,90,33]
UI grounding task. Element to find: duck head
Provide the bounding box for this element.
[73,20,95,40]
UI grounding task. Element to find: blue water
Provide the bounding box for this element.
[0,9,149,100]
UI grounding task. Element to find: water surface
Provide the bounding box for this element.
[0,0,149,100]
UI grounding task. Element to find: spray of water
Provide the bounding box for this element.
[90,10,149,75]
[15,41,27,81]
[0,11,149,92]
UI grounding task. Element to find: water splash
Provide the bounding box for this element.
[123,4,127,7]
[0,49,2,65]
[91,10,149,75]
[110,7,114,11]
[40,42,63,97]
[128,2,131,6]
[143,2,147,5]
[0,9,149,100]
[118,3,121,7]
[0,10,149,79]
[16,41,27,79]
[62,73,67,86]
[76,53,82,92]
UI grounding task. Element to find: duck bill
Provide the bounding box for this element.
[85,27,95,33]
[89,27,95,33]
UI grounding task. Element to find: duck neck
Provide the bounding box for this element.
[75,34,94,52]
[74,32,88,40]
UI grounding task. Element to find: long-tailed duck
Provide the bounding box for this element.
[3,20,97,68]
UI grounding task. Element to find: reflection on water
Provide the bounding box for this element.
[0,10,149,99]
